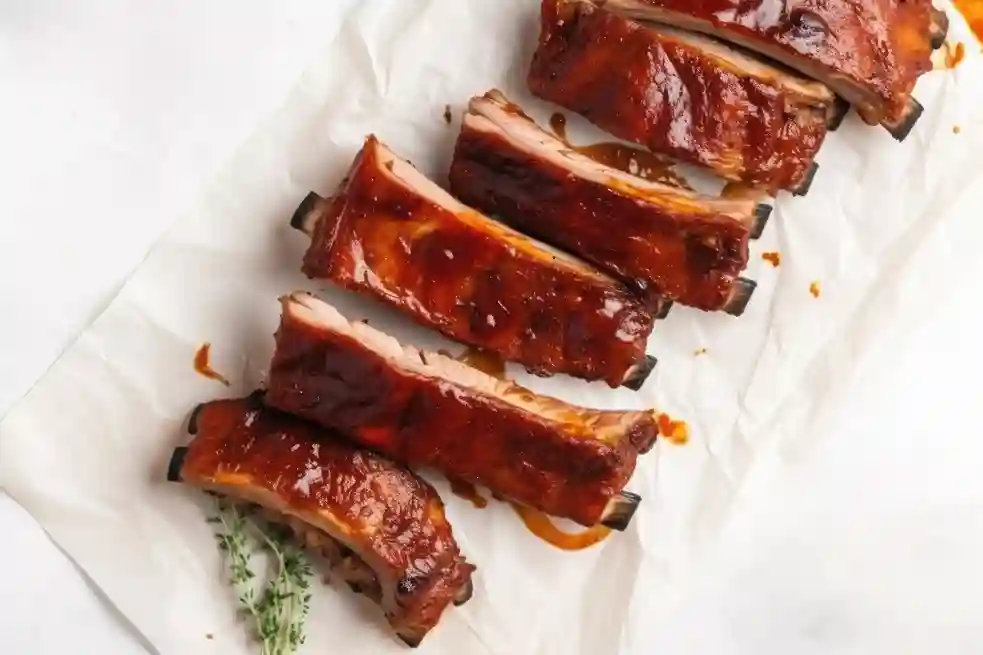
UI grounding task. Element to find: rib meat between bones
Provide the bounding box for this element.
[595,0,944,139]
[264,292,658,529]
[168,394,475,648]
[449,90,758,315]
[290,134,660,389]
[528,0,834,194]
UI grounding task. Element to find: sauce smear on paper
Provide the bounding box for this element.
[449,479,488,509]
[944,41,966,68]
[809,281,822,298]
[458,347,507,379]
[511,504,612,550]
[194,343,230,386]
[762,251,781,267]
[576,142,692,189]
[657,413,690,445]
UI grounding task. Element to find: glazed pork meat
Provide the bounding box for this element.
[595,0,945,139]
[449,90,760,315]
[168,394,475,647]
[290,134,661,389]
[528,0,835,194]
[264,292,659,529]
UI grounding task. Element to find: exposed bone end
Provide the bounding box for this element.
[600,491,641,531]
[790,162,819,197]
[884,98,924,142]
[750,203,772,239]
[453,577,474,607]
[289,191,325,235]
[187,404,205,435]
[827,96,851,130]
[930,8,949,50]
[724,278,757,316]
[397,633,424,649]
[167,447,188,483]
[622,355,657,391]
[654,300,674,320]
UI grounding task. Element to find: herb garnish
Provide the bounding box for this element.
[208,497,313,655]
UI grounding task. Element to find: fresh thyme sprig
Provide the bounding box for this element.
[208,498,313,655]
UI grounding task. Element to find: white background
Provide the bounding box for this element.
[2,2,981,654]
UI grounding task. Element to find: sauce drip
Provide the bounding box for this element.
[761,251,781,267]
[449,478,488,509]
[511,504,612,551]
[458,347,507,379]
[549,112,568,141]
[193,343,230,386]
[575,142,692,190]
[694,347,708,356]
[954,125,962,134]
[944,41,966,69]
[954,0,983,42]
[809,281,822,298]
[657,413,690,445]
[443,104,453,125]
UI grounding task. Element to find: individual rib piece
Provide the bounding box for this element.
[596,0,940,139]
[169,394,475,648]
[290,134,659,389]
[265,292,659,529]
[448,90,758,315]
[528,0,834,194]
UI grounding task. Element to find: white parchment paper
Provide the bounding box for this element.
[3,1,983,653]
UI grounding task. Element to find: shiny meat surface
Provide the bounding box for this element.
[264,293,659,528]
[449,90,752,312]
[295,135,656,388]
[528,0,831,193]
[174,395,474,646]
[599,0,936,125]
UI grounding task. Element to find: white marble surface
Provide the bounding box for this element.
[1,2,981,653]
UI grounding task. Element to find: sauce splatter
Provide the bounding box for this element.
[576,142,692,190]
[657,413,690,445]
[511,504,611,550]
[809,281,821,298]
[944,41,966,68]
[458,347,507,379]
[954,0,983,41]
[761,251,781,267]
[549,112,568,141]
[443,104,453,125]
[449,478,488,509]
[953,125,962,134]
[694,347,708,356]
[193,343,230,386]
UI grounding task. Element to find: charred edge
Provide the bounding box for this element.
[655,300,673,320]
[289,191,323,233]
[622,355,657,391]
[724,278,757,317]
[187,403,205,435]
[750,203,772,239]
[453,578,474,607]
[930,9,949,50]
[600,491,641,531]
[827,96,851,130]
[885,98,923,142]
[167,447,188,483]
[790,162,819,197]
[397,633,424,649]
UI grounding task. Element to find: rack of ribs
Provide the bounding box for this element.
[264,292,659,529]
[449,90,761,315]
[595,0,946,140]
[168,394,475,648]
[528,0,836,194]
[289,134,662,389]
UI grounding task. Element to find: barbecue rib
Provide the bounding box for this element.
[290,135,660,389]
[449,90,759,314]
[264,292,658,529]
[596,0,943,139]
[168,394,475,647]
[528,0,834,194]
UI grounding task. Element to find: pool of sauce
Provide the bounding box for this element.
[511,503,612,551]
[657,413,690,446]
[761,251,781,267]
[193,343,230,386]
[457,347,507,379]
[449,478,488,509]
[549,112,568,141]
